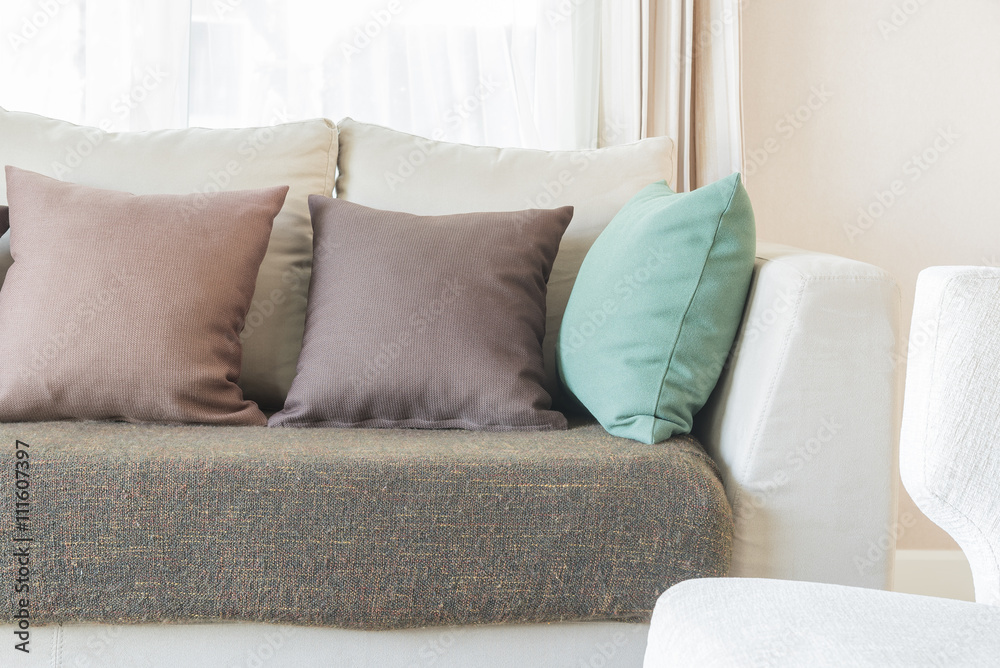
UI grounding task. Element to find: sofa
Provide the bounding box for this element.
[643,266,1000,667]
[0,108,901,667]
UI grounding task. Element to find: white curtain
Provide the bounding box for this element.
[1,0,601,150]
[599,0,743,190]
[2,0,741,164]
[3,1,192,131]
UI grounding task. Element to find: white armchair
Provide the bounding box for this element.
[644,266,1000,667]
[901,266,1000,606]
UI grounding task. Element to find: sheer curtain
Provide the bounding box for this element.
[599,0,743,190]
[2,0,740,163]
[1,0,600,150]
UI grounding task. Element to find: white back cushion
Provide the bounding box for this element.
[0,107,338,409]
[335,118,674,400]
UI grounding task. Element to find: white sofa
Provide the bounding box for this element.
[643,266,1000,667]
[4,244,900,668]
[0,110,901,667]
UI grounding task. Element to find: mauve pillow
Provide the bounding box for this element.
[0,166,287,425]
[0,107,339,411]
[269,196,572,431]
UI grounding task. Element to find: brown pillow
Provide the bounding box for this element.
[0,166,287,425]
[269,196,572,431]
[0,205,8,236]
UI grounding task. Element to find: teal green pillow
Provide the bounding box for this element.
[557,173,755,444]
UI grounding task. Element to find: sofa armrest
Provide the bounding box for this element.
[693,242,901,589]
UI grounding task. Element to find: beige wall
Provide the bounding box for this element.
[741,0,1000,549]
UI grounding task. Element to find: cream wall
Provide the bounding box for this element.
[740,0,1000,549]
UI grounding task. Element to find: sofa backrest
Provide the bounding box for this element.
[900,266,1000,606]
[0,110,674,409]
[0,107,337,410]
[335,118,674,401]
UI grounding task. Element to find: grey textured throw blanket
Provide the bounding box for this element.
[1,420,731,628]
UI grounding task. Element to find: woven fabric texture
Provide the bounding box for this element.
[0,167,286,425]
[0,107,339,411]
[334,118,674,405]
[558,174,755,444]
[646,578,1000,667]
[0,419,732,628]
[270,196,572,431]
[901,267,1000,605]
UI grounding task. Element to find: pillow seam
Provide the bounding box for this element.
[324,123,338,195]
[648,178,742,443]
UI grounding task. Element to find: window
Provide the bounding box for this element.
[3,0,601,149]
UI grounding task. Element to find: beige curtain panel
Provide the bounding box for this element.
[600,0,744,191]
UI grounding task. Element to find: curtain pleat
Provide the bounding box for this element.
[598,1,644,147]
[600,0,743,191]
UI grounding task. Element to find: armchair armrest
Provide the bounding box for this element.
[693,242,901,589]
